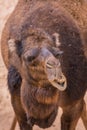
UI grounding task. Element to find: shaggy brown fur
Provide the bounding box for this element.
[1,0,87,130]
[59,0,87,57]
[59,0,87,31]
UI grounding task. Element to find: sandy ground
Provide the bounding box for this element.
[0,1,87,130]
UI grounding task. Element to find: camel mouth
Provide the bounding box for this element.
[46,64,67,91]
[51,76,67,91]
[44,54,67,91]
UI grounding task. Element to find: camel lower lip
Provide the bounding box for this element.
[50,80,67,91]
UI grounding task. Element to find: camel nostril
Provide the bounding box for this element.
[46,59,60,69]
[46,64,53,69]
[46,61,54,69]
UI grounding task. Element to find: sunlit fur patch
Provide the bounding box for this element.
[8,39,16,52]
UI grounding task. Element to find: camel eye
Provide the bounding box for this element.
[24,53,37,63]
[27,55,36,62]
[23,48,39,62]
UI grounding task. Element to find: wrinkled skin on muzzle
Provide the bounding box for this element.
[23,47,67,91]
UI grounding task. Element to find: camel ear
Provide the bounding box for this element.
[52,33,63,57]
[53,33,61,47]
[8,39,23,57]
[8,39,16,53]
[8,39,22,71]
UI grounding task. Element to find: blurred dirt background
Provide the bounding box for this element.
[0,1,86,130]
